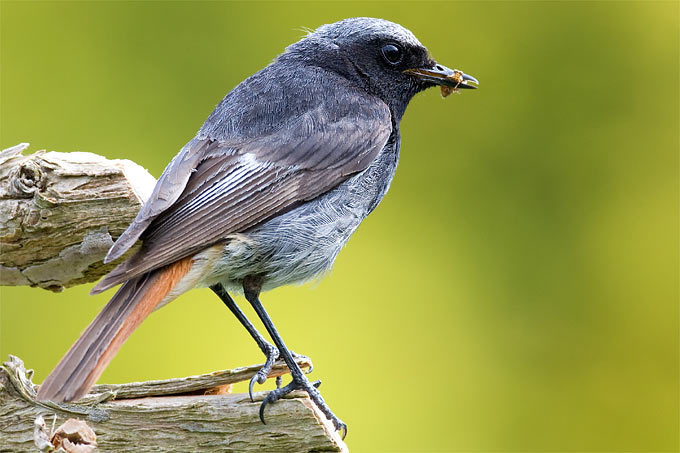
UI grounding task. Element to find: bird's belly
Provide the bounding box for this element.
[201,199,363,293]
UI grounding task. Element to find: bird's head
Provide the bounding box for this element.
[285,17,478,120]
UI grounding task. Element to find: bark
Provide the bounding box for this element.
[0,355,346,452]
[0,143,155,292]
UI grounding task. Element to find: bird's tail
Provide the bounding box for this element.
[37,256,193,403]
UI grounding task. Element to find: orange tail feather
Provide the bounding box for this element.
[37,256,193,402]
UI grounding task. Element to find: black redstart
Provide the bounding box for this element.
[38,17,478,435]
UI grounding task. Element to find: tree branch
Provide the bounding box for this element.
[0,355,346,452]
[0,143,155,291]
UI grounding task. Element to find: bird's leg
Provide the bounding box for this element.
[243,276,347,438]
[211,284,312,363]
[210,283,285,399]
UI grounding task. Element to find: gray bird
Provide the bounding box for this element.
[37,17,478,435]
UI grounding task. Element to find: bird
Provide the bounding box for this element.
[37,17,478,436]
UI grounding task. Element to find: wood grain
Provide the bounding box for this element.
[0,355,346,452]
[0,143,156,291]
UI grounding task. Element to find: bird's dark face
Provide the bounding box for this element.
[293,18,478,119]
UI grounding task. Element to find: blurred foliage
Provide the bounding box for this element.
[1,1,678,451]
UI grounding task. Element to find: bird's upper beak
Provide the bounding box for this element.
[404,64,479,91]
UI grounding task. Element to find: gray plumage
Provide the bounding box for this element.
[94,18,430,294]
[199,130,400,296]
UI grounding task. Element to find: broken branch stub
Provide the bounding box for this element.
[0,143,156,291]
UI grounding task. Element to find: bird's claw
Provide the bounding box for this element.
[259,373,346,438]
[258,379,321,424]
[249,343,280,402]
[249,348,315,401]
[337,421,348,440]
[259,380,293,424]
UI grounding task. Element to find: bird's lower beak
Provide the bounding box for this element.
[404,64,479,90]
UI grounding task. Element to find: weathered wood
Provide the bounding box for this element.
[89,357,313,400]
[0,355,346,452]
[0,143,156,292]
[35,417,98,452]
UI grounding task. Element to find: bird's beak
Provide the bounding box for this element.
[404,64,479,90]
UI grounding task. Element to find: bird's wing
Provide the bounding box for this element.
[93,94,391,293]
[104,138,209,264]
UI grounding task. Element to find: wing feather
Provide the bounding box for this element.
[104,139,209,263]
[93,86,392,294]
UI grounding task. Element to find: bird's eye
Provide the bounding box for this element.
[381,44,403,65]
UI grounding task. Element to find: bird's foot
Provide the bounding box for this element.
[259,373,347,439]
[249,346,313,400]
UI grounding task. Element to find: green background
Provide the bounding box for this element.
[1,1,678,451]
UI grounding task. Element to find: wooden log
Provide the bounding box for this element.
[0,355,346,452]
[0,143,156,292]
